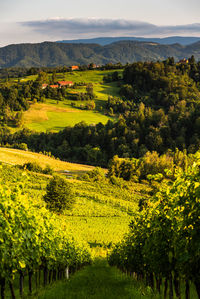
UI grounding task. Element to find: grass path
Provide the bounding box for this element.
[36,260,157,299]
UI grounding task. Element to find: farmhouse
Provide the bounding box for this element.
[71,65,79,71]
[58,81,74,87]
[42,84,48,89]
[49,84,59,88]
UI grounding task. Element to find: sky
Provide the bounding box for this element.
[0,0,200,47]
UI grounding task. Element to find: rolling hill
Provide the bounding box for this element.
[0,40,200,68]
[57,36,200,46]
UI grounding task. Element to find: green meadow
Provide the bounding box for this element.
[21,69,122,132]
[24,100,115,132]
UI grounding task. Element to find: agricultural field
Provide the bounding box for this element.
[21,69,122,132]
[0,148,150,258]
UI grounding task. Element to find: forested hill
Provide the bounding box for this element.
[57,36,200,46]
[1,40,200,68]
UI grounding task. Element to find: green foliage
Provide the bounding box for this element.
[122,61,200,108]
[109,163,200,297]
[1,42,200,68]
[44,176,75,212]
[0,175,91,298]
[23,161,43,173]
[108,149,189,181]
[23,161,53,174]
[86,167,106,182]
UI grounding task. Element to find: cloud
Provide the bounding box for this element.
[1,18,200,47]
[20,18,200,38]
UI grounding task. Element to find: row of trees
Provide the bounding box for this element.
[108,163,200,298]
[0,179,91,298]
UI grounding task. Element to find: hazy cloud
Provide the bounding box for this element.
[20,18,200,38]
[1,18,200,47]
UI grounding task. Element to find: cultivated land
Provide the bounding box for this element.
[1,149,154,298]
[0,148,150,258]
[22,69,122,132]
[2,64,200,297]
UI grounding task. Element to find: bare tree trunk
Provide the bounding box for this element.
[150,272,154,290]
[156,277,162,294]
[35,270,38,290]
[39,269,41,286]
[174,274,181,299]
[28,271,32,294]
[53,269,57,281]
[185,280,190,299]
[164,278,168,299]
[43,267,48,286]
[169,273,174,299]
[65,267,69,279]
[1,278,5,299]
[48,270,52,284]
[19,272,24,297]
[9,282,16,299]
[194,280,200,299]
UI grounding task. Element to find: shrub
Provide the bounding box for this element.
[43,165,53,175]
[87,167,105,182]
[23,162,43,173]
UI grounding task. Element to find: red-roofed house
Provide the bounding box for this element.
[58,81,74,87]
[71,65,79,71]
[42,84,48,89]
[49,85,59,89]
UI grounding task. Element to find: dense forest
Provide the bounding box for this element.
[1,40,200,67]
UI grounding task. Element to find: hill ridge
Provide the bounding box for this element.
[0,40,200,68]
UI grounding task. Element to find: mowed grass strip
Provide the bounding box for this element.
[0,148,94,174]
[36,259,157,299]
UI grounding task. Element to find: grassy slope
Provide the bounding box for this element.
[0,147,94,174]
[22,69,122,132]
[23,100,115,132]
[0,148,150,257]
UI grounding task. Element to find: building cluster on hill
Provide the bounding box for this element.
[42,81,74,89]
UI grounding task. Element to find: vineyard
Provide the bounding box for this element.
[1,147,200,298]
[0,150,151,298]
[0,167,91,298]
[2,60,200,297]
[109,164,200,298]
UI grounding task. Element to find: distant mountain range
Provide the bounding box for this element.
[0,40,200,68]
[57,36,200,46]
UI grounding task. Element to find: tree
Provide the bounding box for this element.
[86,83,94,99]
[43,176,74,212]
